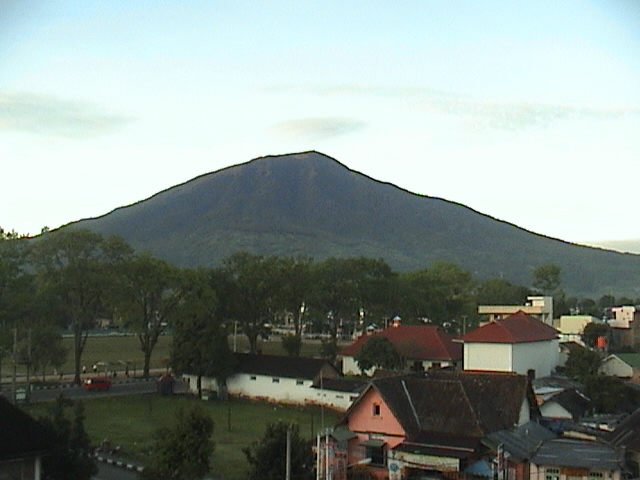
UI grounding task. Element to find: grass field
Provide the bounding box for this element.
[26,394,342,480]
[2,333,330,381]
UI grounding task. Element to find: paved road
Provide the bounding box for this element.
[93,462,140,480]
[2,377,186,402]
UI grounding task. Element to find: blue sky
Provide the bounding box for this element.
[2,1,639,244]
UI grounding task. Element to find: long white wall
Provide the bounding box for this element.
[183,373,358,411]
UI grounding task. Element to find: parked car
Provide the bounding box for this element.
[83,377,112,391]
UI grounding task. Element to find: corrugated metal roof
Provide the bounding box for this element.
[531,438,624,470]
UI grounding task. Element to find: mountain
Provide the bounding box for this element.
[70,151,640,297]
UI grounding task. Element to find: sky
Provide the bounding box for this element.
[2,1,639,247]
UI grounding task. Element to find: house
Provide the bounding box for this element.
[536,388,591,424]
[459,311,560,378]
[608,306,640,350]
[478,296,554,325]
[338,324,462,376]
[325,370,538,480]
[483,421,557,480]
[183,352,342,407]
[530,438,624,480]
[0,396,55,480]
[600,353,640,382]
[605,407,640,478]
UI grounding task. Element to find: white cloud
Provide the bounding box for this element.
[0,92,131,138]
[271,116,366,141]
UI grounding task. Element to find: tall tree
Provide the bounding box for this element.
[111,254,185,377]
[141,403,215,480]
[396,262,473,329]
[171,270,235,398]
[532,264,562,296]
[244,421,314,480]
[31,229,132,384]
[274,256,313,336]
[311,257,394,340]
[220,252,281,353]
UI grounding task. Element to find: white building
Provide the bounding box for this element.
[553,315,597,345]
[182,352,364,411]
[459,311,560,378]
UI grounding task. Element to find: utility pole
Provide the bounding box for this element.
[285,424,291,480]
[12,328,17,403]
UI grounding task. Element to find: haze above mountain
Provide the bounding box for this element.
[71,151,640,298]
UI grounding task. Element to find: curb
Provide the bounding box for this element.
[94,454,144,473]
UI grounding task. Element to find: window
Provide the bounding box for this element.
[250,376,257,381]
[296,379,304,385]
[372,403,381,416]
[545,468,560,480]
[336,395,344,399]
[272,378,280,383]
[589,473,604,480]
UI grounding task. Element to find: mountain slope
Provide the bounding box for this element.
[71,151,640,297]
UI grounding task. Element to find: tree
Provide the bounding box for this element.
[582,322,610,348]
[532,264,561,296]
[563,345,602,379]
[31,229,132,383]
[244,421,314,480]
[582,374,640,414]
[396,262,473,328]
[171,270,235,399]
[141,403,214,480]
[282,334,302,357]
[112,254,186,377]
[355,335,402,372]
[30,325,68,381]
[474,278,531,306]
[311,257,395,340]
[38,395,97,480]
[219,252,281,353]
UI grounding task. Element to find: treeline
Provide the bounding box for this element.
[0,227,637,384]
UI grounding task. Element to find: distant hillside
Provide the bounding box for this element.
[69,151,640,297]
[582,239,640,255]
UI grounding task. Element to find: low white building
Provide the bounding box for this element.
[459,311,560,378]
[183,353,364,411]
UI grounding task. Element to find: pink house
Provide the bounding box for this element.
[324,370,538,480]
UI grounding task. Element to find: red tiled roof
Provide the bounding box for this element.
[459,311,558,344]
[338,325,462,361]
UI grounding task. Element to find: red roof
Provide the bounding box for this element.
[339,325,462,361]
[459,311,558,344]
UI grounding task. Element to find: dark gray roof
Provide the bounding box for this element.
[531,438,624,470]
[368,371,534,439]
[483,422,556,462]
[606,407,640,451]
[0,396,55,461]
[312,378,367,393]
[232,353,338,380]
[546,389,592,420]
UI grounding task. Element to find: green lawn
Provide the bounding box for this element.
[26,394,342,480]
[3,333,330,381]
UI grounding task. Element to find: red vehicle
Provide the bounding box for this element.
[83,377,112,391]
